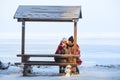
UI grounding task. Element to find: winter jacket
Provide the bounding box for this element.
[54,42,67,62]
[67,44,82,65]
[55,42,66,54]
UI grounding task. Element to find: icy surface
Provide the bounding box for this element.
[0,65,120,80]
[0,43,120,80]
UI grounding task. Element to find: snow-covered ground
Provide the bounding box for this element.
[0,64,120,80]
[0,43,120,80]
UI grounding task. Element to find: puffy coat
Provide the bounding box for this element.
[54,42,67,62]
[68,44,82,65]
[55,42,66,54]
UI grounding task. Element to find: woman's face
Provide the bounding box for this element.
[63,41,67,44]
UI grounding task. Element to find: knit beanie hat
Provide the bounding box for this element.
[68,36,74,43]
[62,37,67,42]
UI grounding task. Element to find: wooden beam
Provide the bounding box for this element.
[18,18,73,22]
[73,20,77,73]
[17,54,80,58]
[21,21,25,62]
[74,21,77,55]
[24,61,77,66]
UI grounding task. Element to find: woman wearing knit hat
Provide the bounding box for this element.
[55,37,67,73]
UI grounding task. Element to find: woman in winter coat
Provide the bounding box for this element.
[55,38,67,62]
[54,38,67,73]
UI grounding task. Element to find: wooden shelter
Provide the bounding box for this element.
[14,5,82,75]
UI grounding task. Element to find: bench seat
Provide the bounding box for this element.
[15,61,77,66]
[17,54,80,58]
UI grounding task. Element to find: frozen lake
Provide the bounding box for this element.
[0,39,120,80]
[0,39,120,66]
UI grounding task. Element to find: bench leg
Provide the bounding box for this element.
[23,65,33,76]
[23,65,28,76]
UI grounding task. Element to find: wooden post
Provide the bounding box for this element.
[73,20,77,73]
[21,20,25,62]
[74,21,77,55]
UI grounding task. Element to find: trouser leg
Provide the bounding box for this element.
[76,66,79,74]
[59,66,62,73]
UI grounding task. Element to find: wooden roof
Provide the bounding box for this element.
[14,5,82,22]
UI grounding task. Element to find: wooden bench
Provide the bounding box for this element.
[15,54,80,76]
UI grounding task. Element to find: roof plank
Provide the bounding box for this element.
[14,5,82,22]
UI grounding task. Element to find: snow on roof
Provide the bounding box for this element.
[14,5,82,22]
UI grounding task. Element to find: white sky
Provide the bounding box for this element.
[0,0,120,44]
